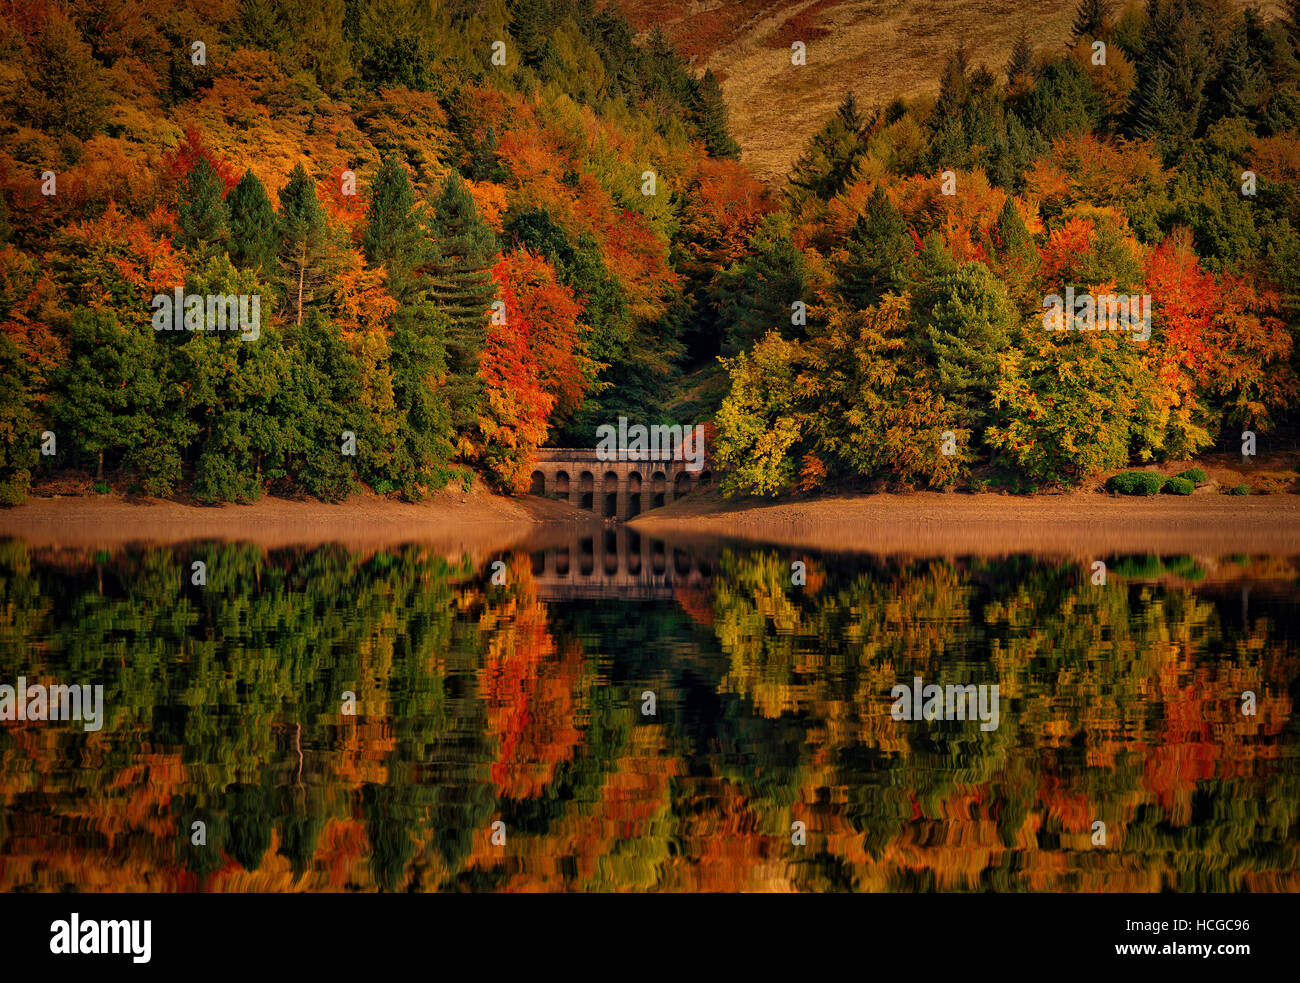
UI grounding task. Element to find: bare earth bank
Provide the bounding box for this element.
[6,489,1300,557]
[630,490,1300,557]
[0,488,583,552]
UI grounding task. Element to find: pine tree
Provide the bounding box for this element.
[933,47,971,125]
[915,263,1017,430]
[1135,64,1189,157]
[787,92,872,205]
[363,154,424,297]
[1071,0,1114,43]
[1006,32,1035,90]
[836,185,914,310]
[277,164,338,325]
[694,69,740,159]
[1211,19,1264,120]
[424,172,498,436]
[228,170,278,272]
[991,197,1039,300]
[178,157,230,253]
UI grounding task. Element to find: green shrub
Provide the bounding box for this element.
[1106,471,1163,496]
[1174,467,1207,484]
[1161,476,1194,495]
[93,480,111,495]
[1227,484,1250,495]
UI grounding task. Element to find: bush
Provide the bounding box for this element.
[1174,467,1207,484]
[1161,476,1194,495]
[93,480,111,495]
[1227,483,1250,495]
[1106,471,1163,495]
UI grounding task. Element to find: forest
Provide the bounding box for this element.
[1,0,1299,504]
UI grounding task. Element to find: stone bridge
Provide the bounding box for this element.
[529,448,713,519]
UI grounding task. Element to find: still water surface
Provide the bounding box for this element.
[1,530,1297,892]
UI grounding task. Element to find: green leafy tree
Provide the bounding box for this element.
[716,213,810,354]
[19,11,109,140]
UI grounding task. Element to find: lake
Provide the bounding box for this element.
[1,529,1296,892]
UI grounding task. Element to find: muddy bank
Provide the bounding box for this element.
[0,488,586,552]
[7,486,1300,557]
[631,490,1300,557]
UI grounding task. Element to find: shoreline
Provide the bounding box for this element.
[630,490,1300,557]
[3,489,1300,556]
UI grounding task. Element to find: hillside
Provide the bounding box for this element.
[615,0,1284,183]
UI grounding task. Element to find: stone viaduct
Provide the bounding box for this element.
[529,448,713,519]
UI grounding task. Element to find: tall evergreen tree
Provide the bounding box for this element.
[787,93,873,205]
[694,68,741,159]
[1006,32,1035,90]
[914,263,1017,431]
[277,163,338,325]
[424,172,498,436]
[364,154,454,495]
[1071,0,1115,42]
[228,170,278,272]
[836,185,914,310]
[363,154,424,297]
[178,157,230,254]
[1135,64,1187,156]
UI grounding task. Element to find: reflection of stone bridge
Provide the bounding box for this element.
[529,448,713,519]
[529,528,713,601]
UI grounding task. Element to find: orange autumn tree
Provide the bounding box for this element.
[478,252,556,491]
[497,248,590,421]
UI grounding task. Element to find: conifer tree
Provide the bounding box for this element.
[695,69,741,159]
[178,157,230,254]
[1135,64,1187,156]
[424,172,498,435]
[1071,0,1114,43]
[363,154,454,495]
[836,185,914,310]
[1006,32,1035,90]
[787,93,872,205]
[277,164,338,325]
[991,196,1039,300]
[228,170,278,272]
[914,262,1017,431]
[1211,20,1265,120]
[363,154,424,298]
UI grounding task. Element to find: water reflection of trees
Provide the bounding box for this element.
[0,541,1296,892]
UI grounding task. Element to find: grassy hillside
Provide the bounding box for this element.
[615,0,1283,183]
